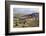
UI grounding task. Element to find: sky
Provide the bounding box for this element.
[13,8,39,14]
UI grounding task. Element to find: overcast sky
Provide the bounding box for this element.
[13,8,39,14]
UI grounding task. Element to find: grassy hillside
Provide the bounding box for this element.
[13,13,39,28]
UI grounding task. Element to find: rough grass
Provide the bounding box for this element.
[13,17,39,28]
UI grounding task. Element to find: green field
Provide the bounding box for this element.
[13,16,39,28]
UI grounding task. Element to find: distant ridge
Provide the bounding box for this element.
[21,13,39,17]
